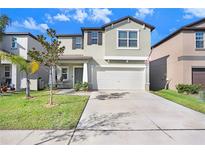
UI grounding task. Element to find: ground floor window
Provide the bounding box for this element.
[4,65,10,78]
[61,68,68,80]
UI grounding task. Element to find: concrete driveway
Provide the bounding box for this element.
[70,90,205,145]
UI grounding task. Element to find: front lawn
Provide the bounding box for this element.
[0,91,88,129]
[153,90,205,114]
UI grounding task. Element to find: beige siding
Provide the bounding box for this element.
[151,33,184,89]
[57,18,152,90]
[59,20,151,66]
[83,31,106,65]
[58,37,84,55]
[182,31,205,54]
[105,20,151,57]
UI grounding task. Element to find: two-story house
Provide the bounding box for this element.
[150,18,205,90]
[55,16,154,90]
[0,32,49,91]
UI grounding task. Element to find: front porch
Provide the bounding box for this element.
[0,62,18,90]
[53,55,92,89]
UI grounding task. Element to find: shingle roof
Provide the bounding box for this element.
[101,16,155,31]
[4,32,38,40]
[56,34,82,37]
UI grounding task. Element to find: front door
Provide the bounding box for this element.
[74,67,83,84]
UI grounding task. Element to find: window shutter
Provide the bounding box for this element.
[98,32,102,45]
[87,32,92,45]
[72,37,76,49]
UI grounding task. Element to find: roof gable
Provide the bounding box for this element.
[101,16,155,31]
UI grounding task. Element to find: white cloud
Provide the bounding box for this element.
[183,8,205,19]
[89,8,112,23]
[44,8,112,24]
[73,9,88,23]
[39,24,49,30]
[135,8,154,19]
[45,13,53,23]
[12,17,49,32]
[53,13,69,22]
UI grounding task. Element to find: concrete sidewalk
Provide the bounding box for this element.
[0,130,74,145]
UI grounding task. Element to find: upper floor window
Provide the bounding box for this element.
[91,31,98,44]
[11,37,17,49]
[118,30,139,48]
[87,31,102,45]
[75,37,82,49]
[196,32,204,49]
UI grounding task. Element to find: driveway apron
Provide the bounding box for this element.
[70,90,205,145]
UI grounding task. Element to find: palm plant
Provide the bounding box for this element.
[0,52,39,98]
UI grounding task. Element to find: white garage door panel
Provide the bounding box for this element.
[96,67,145,90]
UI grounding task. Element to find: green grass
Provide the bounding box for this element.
[0,91,88,129]
[153,90,205,114]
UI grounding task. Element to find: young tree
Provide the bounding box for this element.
[0,52,39,98]
[28,28,65,105]
[0,15,10,41]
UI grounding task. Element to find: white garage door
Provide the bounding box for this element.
[96,67,145,90]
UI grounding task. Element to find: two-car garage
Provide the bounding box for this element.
[96,67,146,90]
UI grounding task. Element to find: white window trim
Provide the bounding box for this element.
[104,56,148,61]
[75,37,82,49]
[61,67,69,81]
[11,37,17,49]
[116,29,140,50]
[195,32,205,49]
[91,31,98,45]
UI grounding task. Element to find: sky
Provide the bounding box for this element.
[0,8,205,45]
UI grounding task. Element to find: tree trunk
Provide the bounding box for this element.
[26,72,30,98]
[49,66,53,105]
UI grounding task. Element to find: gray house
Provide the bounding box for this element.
[55,16,154,90]
[0,32,49,91]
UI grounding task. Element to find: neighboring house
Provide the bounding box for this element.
[0,32,49,91]
[150,18,205,90]
[56,16,154,90]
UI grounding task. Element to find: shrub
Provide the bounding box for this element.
[176,84,185,93]
[74,82,89,91]
[176,84,202,94]
[74,82,81,91]
[81,82,89,91]
[189,84,202,94]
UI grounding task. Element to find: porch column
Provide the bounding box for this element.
[11,64,19,91]
[145,62,150,91]
[83,62,88,83]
